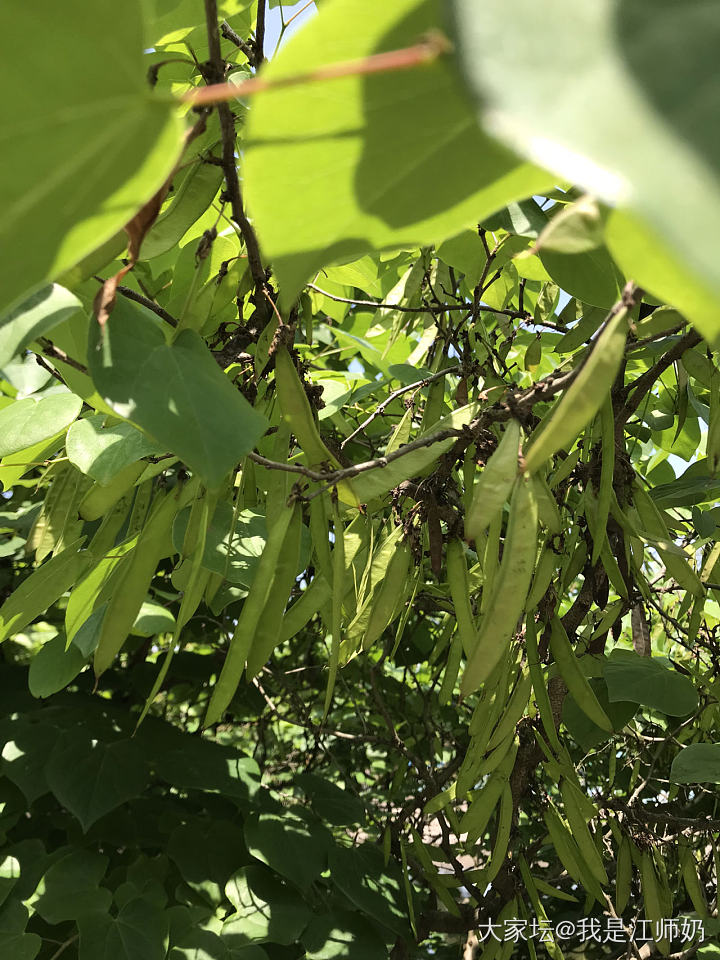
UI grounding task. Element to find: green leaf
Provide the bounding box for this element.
[171,929,268,960]
[33,849,111,923]
[87,300,268,489]
[244,812,330,892]
[172,503,267,586]
[0,0,184,312]
[152,738,260,802]
[603,650,699,718]
[143,0,255,51]
[651,471,720,509]
[295,773,365,826]
[534,196,606,255]
[167,820,249,907]
[539,246,623,309]
[0,720,59,803]
[78,897,169,960]
[223,865,311,945]
[562,678,637,752]
[169,929,231,960]
[450,0,720,343]
[302,911,389,960]
[71,602,109,657]
[0,901,40,960]
[0,541,92,645]
[131,601,176,637]
[0,394,82,458]
[244,0,550,300]
[1,840,48,904]
[46,731,148,831]
[28,633,87,698]
[0,285,81,367]
[670,743,720,784]
[66,414,164,485]
[328,845,409,937]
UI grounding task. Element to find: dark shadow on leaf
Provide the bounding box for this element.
[355,3,525,229]
[614,0,720,178]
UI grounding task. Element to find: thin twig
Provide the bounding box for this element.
[340,364,461,449]
[37,339,88,374]
[251,365,577,495]
[220,19,255,61]
[307,283,529,320]
[618,329,702,424]
[34,353,66,385]
[115,285,178,327]
[603,799,720,833]
[48,935,79,960]
[285,0,314,27]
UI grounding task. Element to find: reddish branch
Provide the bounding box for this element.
[183,33,451,107]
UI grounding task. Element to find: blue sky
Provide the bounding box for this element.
[263,1,317,58]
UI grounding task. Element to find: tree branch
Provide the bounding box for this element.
[37,339,88,374]
[250,363,582,498]
[115,285,178,327]
[307,282,530,320]
[603,799,720,834]
[340,364,462,449]
[204,0,267,291]
[617,329,702,425]
[220,19,255,62]
[254,0,266,67]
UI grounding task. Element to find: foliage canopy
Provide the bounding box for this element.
[1,1,720,959]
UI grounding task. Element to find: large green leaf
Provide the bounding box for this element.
[539,246,623,309]
[603,650,699,718]
[0,394,82,458]
[46,731,148,831]
[131,601,177,637]
[302,911,389,960]
[152,738,261,802]
[78,898,169,960]
[670,743,720,784]
[33,849,111,924]
[295,773,365,826]
[28,633,87,699]
[0,719,59,803]
[167,820,249,907]
[223,865,311,945]
[0,901,40,960]
[0,285,81,366]
[450,0,720,342]
[87,300,268,489]
[562,677,637,752]
[244,0,550,300]
[0,0,184,312]
[328,845,409,937]
[244,811,330,892]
